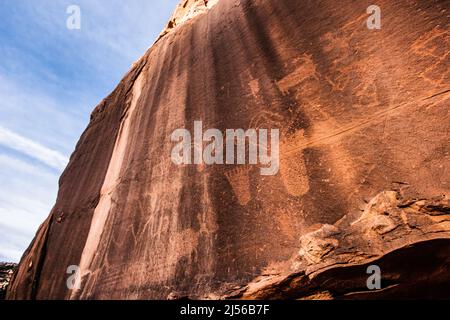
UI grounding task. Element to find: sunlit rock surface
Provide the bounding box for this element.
[1,263,16,300]
[7,0,450,299]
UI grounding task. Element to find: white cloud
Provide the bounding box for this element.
[0,126,69,170]
[0,246,25,263]
[0,154,58,180]
[0,154,59,262]
[0,0,179,263]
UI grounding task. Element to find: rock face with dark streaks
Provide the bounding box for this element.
[7,0,450,299]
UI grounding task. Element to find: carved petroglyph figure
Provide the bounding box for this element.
[224,166,253,206]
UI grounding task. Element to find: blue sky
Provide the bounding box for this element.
[0,0,179,262]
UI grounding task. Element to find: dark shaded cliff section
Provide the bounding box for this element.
[7,0,450,299]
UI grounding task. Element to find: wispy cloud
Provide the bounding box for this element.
[0,126,69,170]
[0,154,59,262]
[0,0,179,262]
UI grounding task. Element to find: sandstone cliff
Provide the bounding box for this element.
[7,0,450,299]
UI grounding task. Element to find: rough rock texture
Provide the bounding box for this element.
[1,263,17,300]
[7,0,450,299]
[224,192,450,299]
[158,0,219,41]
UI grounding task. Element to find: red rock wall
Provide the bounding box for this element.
[7,0,450,299]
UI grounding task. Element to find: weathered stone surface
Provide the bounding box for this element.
[225,191,450,299]
[0,263,16,300]
[7,0,450,299]
[158,0,219,41]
